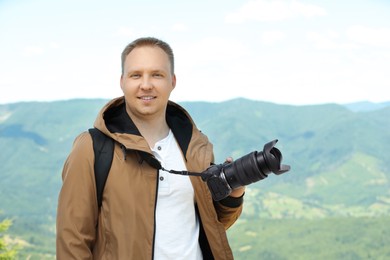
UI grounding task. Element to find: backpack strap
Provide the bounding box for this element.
[88,128,115,209]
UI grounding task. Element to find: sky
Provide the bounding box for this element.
[1,0,389,105]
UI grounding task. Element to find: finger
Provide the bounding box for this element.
[225,156,233,163]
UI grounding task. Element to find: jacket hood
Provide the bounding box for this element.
[93,96,197,160]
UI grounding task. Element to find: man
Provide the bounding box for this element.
[56,37,245,259]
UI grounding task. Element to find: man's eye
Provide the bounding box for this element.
[130,74,140,79]
[153,73,163,78]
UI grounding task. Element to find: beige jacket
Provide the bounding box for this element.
[56,97,243,259]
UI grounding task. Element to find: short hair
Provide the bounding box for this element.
[121,37,175,75]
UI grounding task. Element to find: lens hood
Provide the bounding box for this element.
[263,139,291,175]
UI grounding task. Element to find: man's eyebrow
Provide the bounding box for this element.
[151,69,166,73]
[126,69,140,74]
[125,68,169,76]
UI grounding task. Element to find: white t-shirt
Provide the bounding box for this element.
[151,130,203,260]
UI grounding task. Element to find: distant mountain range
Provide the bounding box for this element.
[343,101,390,112]
[0,98,389,258]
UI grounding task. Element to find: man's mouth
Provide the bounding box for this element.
[139,96,156,100]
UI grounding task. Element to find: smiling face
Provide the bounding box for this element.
[120,46,176,123]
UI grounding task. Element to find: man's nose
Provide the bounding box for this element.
[140,76,153,90]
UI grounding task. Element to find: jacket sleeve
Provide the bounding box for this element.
[214,194,244,230]
[56,132,98,260]
[206,144,244,230]
[207,148,244,230]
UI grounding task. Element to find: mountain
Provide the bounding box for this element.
[0,98,389,259]
[343,101,390,112]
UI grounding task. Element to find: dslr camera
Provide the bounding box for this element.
[201,139,290,201]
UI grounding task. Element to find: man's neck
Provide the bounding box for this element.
[132,116,170,148]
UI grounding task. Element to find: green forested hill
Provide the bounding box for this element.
[0,98,389,259]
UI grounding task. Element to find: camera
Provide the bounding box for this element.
[201,139,290,201]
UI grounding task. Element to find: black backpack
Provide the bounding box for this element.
[88,128,192,208]
[88,128,115,209]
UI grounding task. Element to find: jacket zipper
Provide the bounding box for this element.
[151,168,159,260]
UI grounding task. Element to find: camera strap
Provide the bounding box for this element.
[137,150,203,177]
[161,167,203,177]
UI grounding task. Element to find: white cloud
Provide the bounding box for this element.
[22,46,44,57]
[21,42,61,58]
[306,31,359,50]
[225,0,327,23]
[49,42,60,49]
[306,31,338,49]
[177,37,249,63]
[347,26,390,48]
[290,0,326,18]
[114,26,135,38]
[260,31,286,45]
[171,23,189,32]
[172,37,252,103]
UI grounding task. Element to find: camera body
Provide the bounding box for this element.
[201,163,233,202]
[201,140,290,201]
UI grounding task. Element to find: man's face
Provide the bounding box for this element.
[120,46,176,121]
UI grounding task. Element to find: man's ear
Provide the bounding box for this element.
[120,75,124,92]
[172,74,176,89]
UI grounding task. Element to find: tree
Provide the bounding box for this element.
[0,219,19,260]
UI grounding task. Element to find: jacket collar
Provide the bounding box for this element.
[95,96,194,160]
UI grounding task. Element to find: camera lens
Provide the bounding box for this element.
[222,140,290,189]
[222,151,268,189]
